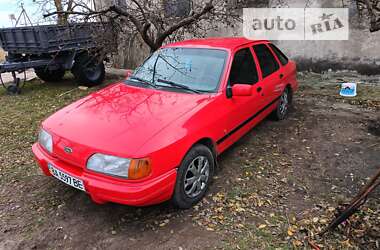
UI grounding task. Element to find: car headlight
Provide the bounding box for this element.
[86,153,151,179]
[38,129,53,153]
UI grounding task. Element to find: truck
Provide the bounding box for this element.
[0,22,113,94]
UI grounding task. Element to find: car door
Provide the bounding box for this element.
[252,43,282,106]
[217,46,263,148]
[267,43,293,94]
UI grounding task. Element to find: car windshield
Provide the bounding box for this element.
[128,48,227,93]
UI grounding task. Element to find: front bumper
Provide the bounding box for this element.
[32,143,177,206]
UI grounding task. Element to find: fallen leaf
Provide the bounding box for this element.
[258,224,267,229]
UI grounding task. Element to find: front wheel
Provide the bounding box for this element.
[172,144,215,209]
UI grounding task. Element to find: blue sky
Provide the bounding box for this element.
[0,0,40,27]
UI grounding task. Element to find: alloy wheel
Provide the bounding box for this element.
[279,90,289,116]
[184,156,210,198]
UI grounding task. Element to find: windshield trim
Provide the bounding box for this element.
[125,47,229,94]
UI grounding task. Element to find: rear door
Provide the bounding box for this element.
[252,43,282,106]
[267,43,294,93]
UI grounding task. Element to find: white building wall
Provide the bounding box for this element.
[97,0,380,74]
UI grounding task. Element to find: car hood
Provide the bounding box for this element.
[43,83,210,159]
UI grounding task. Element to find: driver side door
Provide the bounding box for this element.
[216,46,264,150]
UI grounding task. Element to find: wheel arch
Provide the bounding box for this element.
[193,137,218,169]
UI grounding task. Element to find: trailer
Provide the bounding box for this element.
[0,22,112,94]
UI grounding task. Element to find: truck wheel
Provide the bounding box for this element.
[72,55,105,87]
[35,68,65,82]
[6,85,21,95]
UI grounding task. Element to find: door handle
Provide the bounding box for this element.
[257,87,262,92]
[279,74,284,79]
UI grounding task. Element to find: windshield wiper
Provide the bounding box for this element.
[157,78,201,94]
[128,76,156,88]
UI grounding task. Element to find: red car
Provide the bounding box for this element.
[32,37,298,208]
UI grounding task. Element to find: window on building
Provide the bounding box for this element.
[163,0,191,17]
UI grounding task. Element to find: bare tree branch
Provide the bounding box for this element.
[357,0,380,32]
[42,0,235,52]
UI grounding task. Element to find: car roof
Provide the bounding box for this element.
[163,37,269,51]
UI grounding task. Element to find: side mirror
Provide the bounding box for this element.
[125,69,133,79]
[231,84,253,96]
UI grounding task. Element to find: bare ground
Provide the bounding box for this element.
[0,72,379,249]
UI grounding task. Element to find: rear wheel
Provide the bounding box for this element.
[272,87,291,120]
[172,144,215,209]
[71,54,105,87]
[35,68,65,82]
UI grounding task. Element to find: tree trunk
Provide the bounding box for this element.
[54,0,66,25]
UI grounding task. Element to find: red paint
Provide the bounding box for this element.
[232,84,253,96]
[32,37,298,206]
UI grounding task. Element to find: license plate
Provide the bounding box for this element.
[48,163,86,191]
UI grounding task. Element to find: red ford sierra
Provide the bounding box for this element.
[32,37,298,208]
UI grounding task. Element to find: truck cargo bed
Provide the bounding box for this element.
[0,23,103,54]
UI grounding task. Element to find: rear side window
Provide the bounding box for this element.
[252,44,279,78]
[269,44,289,66]
[229,48,258,85]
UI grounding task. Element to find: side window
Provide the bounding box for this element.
[229,48,258,85]
[269,43,289,66]
[252,44,280,78]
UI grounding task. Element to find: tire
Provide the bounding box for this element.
[35,68,65,82]
[6,85,21,95]
[71,54,105,87]
[172,144,215,209]
[272,87,291,121]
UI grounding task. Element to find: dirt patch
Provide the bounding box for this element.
[0,72,379,249]
[194,90,379,248]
